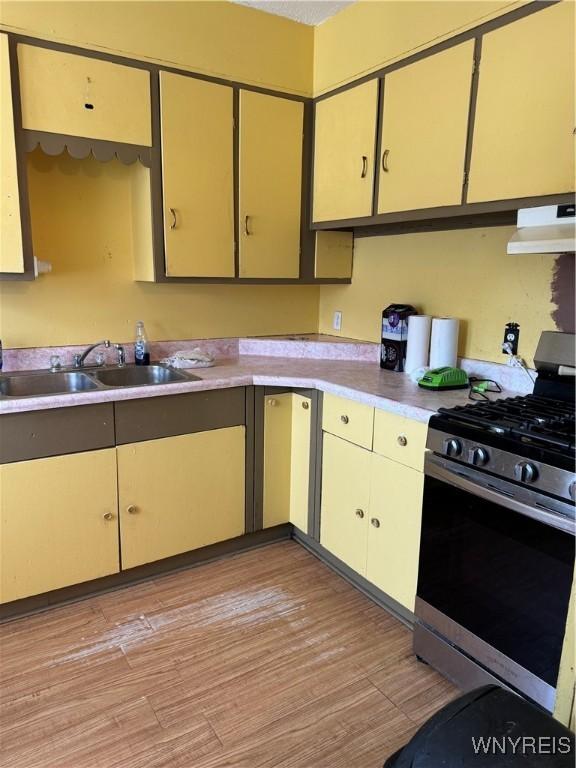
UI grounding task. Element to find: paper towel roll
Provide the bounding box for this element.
[405,315,432,374]
[430,317,459,369]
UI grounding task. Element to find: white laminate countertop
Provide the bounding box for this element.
[0,355,520,421]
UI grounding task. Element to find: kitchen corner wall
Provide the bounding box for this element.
[0,150,319,348]
[0,1,319,348]
[318,227,560,366]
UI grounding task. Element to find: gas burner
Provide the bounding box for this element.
[437,394,575,460]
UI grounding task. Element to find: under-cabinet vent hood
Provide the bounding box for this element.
[507,204,575,254]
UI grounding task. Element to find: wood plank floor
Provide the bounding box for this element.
[0,541,458,767]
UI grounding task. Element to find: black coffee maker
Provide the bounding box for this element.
[380,304,417,372]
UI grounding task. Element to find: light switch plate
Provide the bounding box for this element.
[333,311,342,331]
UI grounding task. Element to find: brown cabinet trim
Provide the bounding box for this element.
[461,37,482,205]
[22,129,152,166]
[0,403,115,463]
[313,192,575,233]
[114,388,246,444]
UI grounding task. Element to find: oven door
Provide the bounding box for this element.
[416,453,575,708]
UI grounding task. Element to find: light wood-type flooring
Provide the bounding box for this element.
[0,541,458,767]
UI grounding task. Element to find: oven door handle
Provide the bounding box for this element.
[426,458,575,535]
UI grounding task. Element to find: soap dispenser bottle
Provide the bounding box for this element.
[134,321,150,366]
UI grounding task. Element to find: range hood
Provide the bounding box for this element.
[507,204,575,254]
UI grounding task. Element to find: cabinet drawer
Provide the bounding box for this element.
[322,393,374,449]
[373,409,427,471]
[18,44,152,146]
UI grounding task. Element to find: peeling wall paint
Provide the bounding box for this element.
[551,254,575,333]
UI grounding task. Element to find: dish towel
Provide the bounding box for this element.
[161,348,215,369]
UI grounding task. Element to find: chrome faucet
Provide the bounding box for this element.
[73,340,110,368]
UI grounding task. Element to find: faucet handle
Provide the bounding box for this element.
[73,353,82,368]
[114,344,126,367]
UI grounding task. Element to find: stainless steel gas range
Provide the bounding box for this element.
[414,331,575,713]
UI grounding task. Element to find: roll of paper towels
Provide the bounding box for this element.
[405,315,432,374]
[430,317,459,369]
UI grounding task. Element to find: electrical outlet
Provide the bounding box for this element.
[333,311,342,331]
[502,322,520,356]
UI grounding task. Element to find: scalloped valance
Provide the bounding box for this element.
[22,130,152,168]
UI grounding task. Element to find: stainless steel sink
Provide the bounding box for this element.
[0,371,99,398]
[91,365,197,388]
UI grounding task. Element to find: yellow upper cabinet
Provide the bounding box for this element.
[160,72,234,277]
[239,90,303,278]
[468,2,575,202]
[0,34,24,274]
[377,41,475,213]
[313,79,378,222]
[18,44,152,145]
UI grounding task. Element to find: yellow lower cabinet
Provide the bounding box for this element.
[366,453,424,611]
[263,393,311,532]
[320,433,370,575]
[0,449,119,603]
[117,427,245,569]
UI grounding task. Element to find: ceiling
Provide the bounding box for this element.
[234,1,354,26]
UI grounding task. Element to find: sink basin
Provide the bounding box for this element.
[91,365,196,388]
[0,371,99,398]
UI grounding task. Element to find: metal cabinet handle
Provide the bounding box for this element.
[355,508,365,519]
[103,512,114,521]
[169,207,177,230]
[382,149,390,173]
[126,505,138,514]
[397,435,408,447]
[361,156,368,178]
[371,518,381,528]
[244,215,252,236]
[340,415,349,424]
[302,401,310,410]
[268,398,277,407]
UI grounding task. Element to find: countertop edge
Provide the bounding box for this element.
[0,371,436,423]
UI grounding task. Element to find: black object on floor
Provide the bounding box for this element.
[384,685,575,767]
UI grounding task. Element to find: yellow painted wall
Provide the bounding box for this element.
[0,1,313,96]
[318,227,557,365]
[0,151,318,348]
[313,0,527,94]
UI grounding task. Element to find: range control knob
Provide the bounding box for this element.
[443,438,463,458]
[514,461,539,484]
[468,446,490,467]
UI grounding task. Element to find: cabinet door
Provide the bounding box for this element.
[377,41,474,213]
[117,427,245,569]
[0,449,119,603]
[239,90,303,278]
[468,3,575,202]
[160,72,234,277]
[0,34,24,274]
[320,433,370,575]
[263,393,293,529]
[366,454,424,611]
[263,393,311,533]
[313,80,378,222]
[18,44,152,145]
[289,394,312,533]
